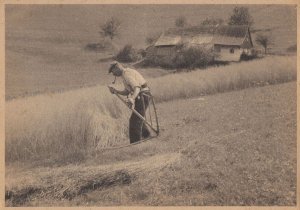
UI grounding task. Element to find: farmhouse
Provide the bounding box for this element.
[146,25,253,64]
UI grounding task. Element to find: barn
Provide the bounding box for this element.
[146,25,254,63]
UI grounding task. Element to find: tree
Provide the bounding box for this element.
[99,17,121,40]
[255,34,272,54]
[115,44,138,62]
[228,6,253,26]
[201,18,224,26]
[175,16,187,28]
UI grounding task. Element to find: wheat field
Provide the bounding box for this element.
[5,56,296,164]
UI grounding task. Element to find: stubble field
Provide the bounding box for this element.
[6,81,297,206]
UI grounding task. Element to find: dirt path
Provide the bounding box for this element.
[5,82,297,206]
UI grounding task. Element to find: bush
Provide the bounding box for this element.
[115,44,139,62]
[173,46,215,69]
[175,16,187,28]
[84,40,115,52]
[137,49,147,58]
[240,50,258,61]
[144,45,214,69]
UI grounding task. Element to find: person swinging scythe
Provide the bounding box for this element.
[108,61,159,144]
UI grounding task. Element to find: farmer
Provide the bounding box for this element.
[108,61,151,144]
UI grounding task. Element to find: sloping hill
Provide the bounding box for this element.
[6,82,296,206]
[6,5,297,49]
[5,5,297,99]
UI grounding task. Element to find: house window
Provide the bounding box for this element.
[230,48,235,54]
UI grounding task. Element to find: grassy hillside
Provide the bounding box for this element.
[6,82,296,206]
[6,5,297,49]
[5,5,297,99]
[5,56,296,164]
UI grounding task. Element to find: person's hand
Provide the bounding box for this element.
[126,97,135,109]
[108,85,116,94]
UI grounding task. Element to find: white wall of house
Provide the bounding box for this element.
[214,45,242,62]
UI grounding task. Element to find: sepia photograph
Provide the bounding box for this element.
[3,2,298,207]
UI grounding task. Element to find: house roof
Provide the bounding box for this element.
[154,25,251,47]
[166,25,249,37]
[154,35,181,46]
[189,35,214,45]
[213,36,245,46]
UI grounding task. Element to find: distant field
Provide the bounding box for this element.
[5,37,168,100]
[5,5,297,100]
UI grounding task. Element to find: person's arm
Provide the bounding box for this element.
[127,87,140,108]
[130,87,140,100]
[116,89,130,96]
[108,85,129,96]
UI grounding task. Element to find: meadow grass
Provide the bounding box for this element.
[149,56,296,102]
[5,56,296,164]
